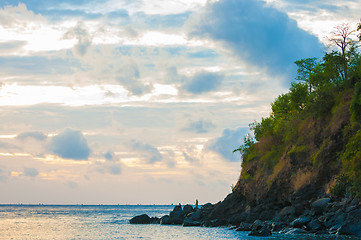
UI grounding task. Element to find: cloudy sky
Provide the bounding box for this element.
[0,0,359,204]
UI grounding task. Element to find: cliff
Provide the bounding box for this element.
[203,42,361,236]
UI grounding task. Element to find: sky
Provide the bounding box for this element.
[0,0,360,205]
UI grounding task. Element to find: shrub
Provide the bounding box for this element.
[330,173,349,198]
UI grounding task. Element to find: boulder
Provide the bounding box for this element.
[311,198,330,214]
[188,209,201,221]
[182,204,194,217]
[290,216,312,228]
[129,214,151,224]
[168,205,184,225]
[272,221,287,232]
[279,206,296,219]
[307,219,323,231]
[160,215,171,225]
[324,212,346,228]
[337,209,361,236]
[251,219,265,231]
[235,222,252,231]
[150,217,160,224]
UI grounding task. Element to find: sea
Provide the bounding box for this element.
[0,205,359,240]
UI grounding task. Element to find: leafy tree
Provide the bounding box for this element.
[271,93,291,120]
[233,134,255,162]
[289,82,309,112]
[295,58,318,92]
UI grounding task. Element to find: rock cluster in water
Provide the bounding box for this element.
[130,196,361,237]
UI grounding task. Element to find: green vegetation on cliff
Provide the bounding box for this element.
[234,23,361,200]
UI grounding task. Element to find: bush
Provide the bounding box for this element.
[330,173,349,198]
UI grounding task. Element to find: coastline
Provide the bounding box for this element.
[130,195,361,237]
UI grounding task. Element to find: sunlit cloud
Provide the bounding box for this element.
[0,0,356,204]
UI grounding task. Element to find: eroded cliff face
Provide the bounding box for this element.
[207,91,355,223]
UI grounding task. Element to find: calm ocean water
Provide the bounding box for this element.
[0,205,359,240]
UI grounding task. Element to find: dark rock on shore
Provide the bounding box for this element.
[290,216,311,228]
[129,214,151,224]
[235,222,252,231]
[129,195,361,238]
[182,204,194,217]
[337,209,361,236]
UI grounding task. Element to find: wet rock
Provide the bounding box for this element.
[272,221,287,232]
[248,226,272,237]
[251,219,265,231]
[324,212,346,229]
[290,216,311,228]
[307,219,323,231]
[311,198,330,214]
[235,222,252,231]
[129,214,151,224]
[285,228,308,234]
[150,217,160,224]
[169,207,184,225]
[188,209,201,221]
[160,215,171,225]
[337,209,361,236]
[182,204,194,217]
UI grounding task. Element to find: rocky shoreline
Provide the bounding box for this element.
[130,195,361,237]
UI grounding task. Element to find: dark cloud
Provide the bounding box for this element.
[23,167,39,177]
[17,131,47,141]
[48,128,91,160]
[183,119,215,133]
[181,71,223,94]
[188,0,324,82]
[131,140,162,164]
[208,127,249,162]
